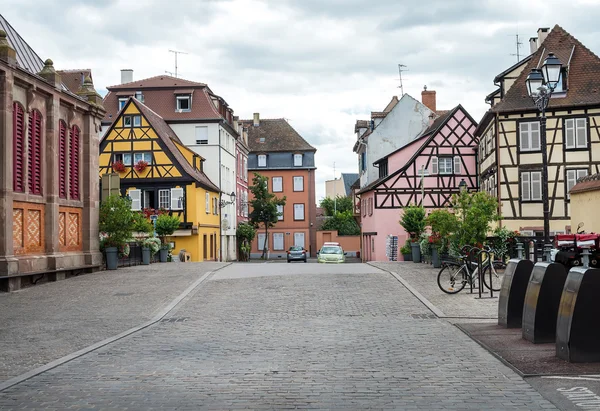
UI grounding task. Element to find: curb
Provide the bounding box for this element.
[0,263,231,392]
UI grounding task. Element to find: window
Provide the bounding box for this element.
[272,177,283,192]
[431,156,438,174]
[368,198,373,216]
[293,176,304,191]
[118,98,127,110]
[123,115,132,127]
[134,91,144,102]
[243,158,247,180]
[133,152,152,164]
[521,171,542,201]
[438,157,453,175]
[27,110,43,195]
[58,121,67,198]
[565,118,587,149]
[273,233,284,250]
[379,159,388,178]
[294,154,303,167]
[205,192,210,214]
[176,95,191,112]
[258,233,268,251]
[453,156,461,174]
[133,115,141,127]
[360,152,367,172]
[277,205,284,220]
[195,126,208,145]
[520,121,541,152]
[566,169,588,199]
[294,232,305,248]
[128,189,141,210]
[258,154,266,167]
[159,189,170,209]
[362,199,366,217]
[294,203,305,220]
[69,125,80,200]
[114,153,132,165]
[170,187,184,210]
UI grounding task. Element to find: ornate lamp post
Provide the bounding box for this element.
[525,53,562,260]
[219,191,236,208]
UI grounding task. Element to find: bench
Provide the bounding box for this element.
[0,264,101,292]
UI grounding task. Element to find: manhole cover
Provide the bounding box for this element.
[160,317,190,323]
[411,313,437,319]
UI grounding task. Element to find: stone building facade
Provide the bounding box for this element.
[0,16,105,291]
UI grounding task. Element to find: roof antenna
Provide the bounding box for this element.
[509,24,523,63]
[168,49,188,78]
[397,64,408,97]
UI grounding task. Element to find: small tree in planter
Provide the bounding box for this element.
[400,241,412,261]
[236,222,256,262]
[99,195,135,270]
[426,209,458,268]
[154,214,180,262]
[449,191,499,256]
[132,211,154,264]
[142,237,161,262]
[400,205,426,263]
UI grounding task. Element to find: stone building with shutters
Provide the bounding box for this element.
[0,15,105,291]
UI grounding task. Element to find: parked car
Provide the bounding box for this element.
[287,246,307,263]
[317,244,346,264]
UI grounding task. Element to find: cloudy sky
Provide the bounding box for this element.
[4,0,600,201]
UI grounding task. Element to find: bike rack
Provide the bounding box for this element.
[475,249,496,300]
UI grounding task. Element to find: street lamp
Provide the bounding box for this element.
[525,53,562,260]
[219,191,236,208]
[458,178,467,192]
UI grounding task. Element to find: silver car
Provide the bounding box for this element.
[287,246,307,263]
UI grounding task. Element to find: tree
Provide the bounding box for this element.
[450,190,499,253]
[154,214,180,249]
[399,205,426,241]
[320,196,353,216]
[99,195,135,249]
[320,210,360,235]
[236,222,256,262]
[426,209,458,254]
[248,173,286,259]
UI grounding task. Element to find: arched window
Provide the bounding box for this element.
[58,120,67,199]
[69,125,80,200]
[13,102,25,192]
[27,109,43,195]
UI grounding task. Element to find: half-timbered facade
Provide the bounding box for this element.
[99,97,221,262]
[0,16,105,291]
[357,105,478,261]
[476,25,600,235]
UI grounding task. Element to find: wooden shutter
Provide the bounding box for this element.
[530,122,540,150]
[576,118,587,148]
[28,110,42,195]
[520,123,530,151]
[171,188,184,210]
[565,119,575,149]
[129,189,141,210]
[453,156,461,174]
[521,172,530,201]
[13,103,25,192]
[566,170,576,199]
[69,126,80,200]
[205,192,210,213]
[531,172,542,201]
[58,121,67,198]
[431,156,438,174]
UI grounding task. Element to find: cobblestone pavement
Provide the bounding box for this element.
[0,262,227,382]
[372,262,499,319]
[0,263,556,410]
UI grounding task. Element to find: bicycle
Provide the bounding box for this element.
[437,246,505,294]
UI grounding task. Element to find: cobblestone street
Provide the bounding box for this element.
[0,262,556,410]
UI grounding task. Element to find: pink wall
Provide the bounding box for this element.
[236,147,248,223]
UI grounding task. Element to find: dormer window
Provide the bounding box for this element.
[176,95,191,112]
[293,154,303,167]
[258,154,266,167]
[134,91,144,102]
[118,98,127,110]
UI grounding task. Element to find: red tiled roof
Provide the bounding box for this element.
[57,69,91,94]
[570,173,600,194]
[492,25,600,113]
[107,75,206,89]
[240,118,316,153]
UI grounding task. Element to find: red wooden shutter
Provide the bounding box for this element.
[69,125,80,200]
[13,103,25,192]
[27,110,43,195]
[58,121,67,198]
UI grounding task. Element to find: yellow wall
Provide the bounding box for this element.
[571,190,600,234]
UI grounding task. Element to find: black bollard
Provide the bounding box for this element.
[556,267,600,362]
[498,259,534,328]
[522,262,568,343]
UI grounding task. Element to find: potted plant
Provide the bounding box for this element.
[132,211,154,264]
[420,233,432,264]
[112,160,126,173]
[134,160,148,173]
[400,205,426,263]
[429,234,442,268]
[98,195,135,270]
[142,237,161,263]
[400,241,412,261]
[427,208,458,265]
[155,214,180,262]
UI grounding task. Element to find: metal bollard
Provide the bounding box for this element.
[544,244,553,263]
[516,242,524,259]
[582,248,591,268]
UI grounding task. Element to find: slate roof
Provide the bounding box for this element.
[492,25,600,113]
[103,75,229,124]
[570,173,600,195]
[0,13,43,74]
[57,69,91,94]
[240,118,316,153]
[341,173,359,196]
[116,97,219,192]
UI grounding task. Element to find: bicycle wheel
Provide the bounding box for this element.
[482,262,503,292]
[437,263,468,294]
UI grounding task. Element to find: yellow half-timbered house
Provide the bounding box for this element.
[477,25,600,235]
[99,97,221,261]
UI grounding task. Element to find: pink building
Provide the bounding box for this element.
[357,105,478,261]
[236,120,250,224]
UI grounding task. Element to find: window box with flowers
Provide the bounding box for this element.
[134,160,148,173]
[112,161,126,173]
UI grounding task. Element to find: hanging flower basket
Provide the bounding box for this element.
[112,161,126,173]
[134,160,148,172]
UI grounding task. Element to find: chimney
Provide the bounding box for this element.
[537,28,550,47]
[529,37,538,54]
[253,112,260,127]
[421,85,436,112]
[121,69,133,84]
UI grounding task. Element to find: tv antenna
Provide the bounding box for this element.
[509,33,523,62]
[168,49,188,78]
[397,64,408,96]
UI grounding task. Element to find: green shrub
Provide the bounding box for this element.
[155,214,180,248]
[400,205,426,241]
